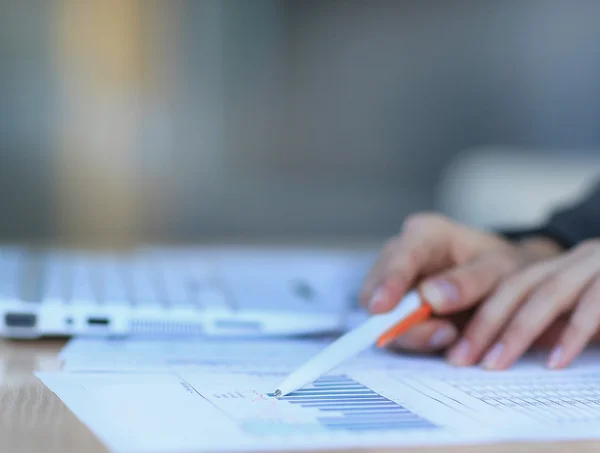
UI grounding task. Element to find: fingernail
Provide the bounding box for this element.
[482,343,504,369]
[421,279,459,311]
[368,287,388,313]
[448,339,471,366]
[547,346,562,369]
[429,326,456,349]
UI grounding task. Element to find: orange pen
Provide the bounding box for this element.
[274,290,431,396]
[376,301,432,348]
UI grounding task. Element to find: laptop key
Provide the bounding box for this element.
[41,252,69,305]
[102,258,131,306]
[70,256,98,306]
[197,286,230,311]
[0,247,25,301]
[131,260,161,307]
[162,266,191,307]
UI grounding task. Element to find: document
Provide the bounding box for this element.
[40,338,600,453]
[58,336,449,373]
[35,369,517,453]
[38,361,600,453]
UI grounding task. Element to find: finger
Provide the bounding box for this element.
[360,238,398,307]
[447,258,562,366]
[387,319,459,353]
[364,216,456,313]
[547,274,600,369]
[481,254,600,370]
[533,316,569,348]
[419,249,518,315]
[531,317,600,349]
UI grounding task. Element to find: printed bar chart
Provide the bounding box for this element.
[268,375,437,432]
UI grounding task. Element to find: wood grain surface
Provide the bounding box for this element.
[2,338,599,453]
[1,339,108,453]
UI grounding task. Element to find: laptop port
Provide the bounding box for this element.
[5,313,37,328]
[87,317,110,326]
[213,319,262,331]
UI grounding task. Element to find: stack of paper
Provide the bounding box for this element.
[39,335,600,453]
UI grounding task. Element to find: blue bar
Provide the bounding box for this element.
[340,409,413,415]
[320,405,401,412]
[338,408,413,413]
[309,383,365,389]
[300,388,366,392]
[345,407,419,418]
[338,407,411,412]
[283,389,381,398]
[288,389,373,395]
[278,394,381,401]
[326,420,435,427]
[299,398,388,407]
[320,420,426,427]
[292,387,366,393]
[306,386,365,391]
[320,418,434,427]
[286,390,376,396]
[303,402,397,409]
[333,401,397,406]
[323,424,433,430]
[320,419,428,428]
[310,396,388,402]
[312,379,362,387]
[286,398,386,404]
[303,404,397,410]
[324,422,435,431]
[318,414,423,423]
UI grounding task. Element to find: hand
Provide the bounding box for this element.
[459,239,600,370]
[360,213,562,355]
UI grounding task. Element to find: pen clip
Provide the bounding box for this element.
[376,303,433,348]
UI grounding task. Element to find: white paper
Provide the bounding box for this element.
[38,361,600,453]
[59,337,334,372]
[34,369,521,453]
[41,337,600,453]
[58,336,448,373]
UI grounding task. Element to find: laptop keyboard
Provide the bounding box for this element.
[0,248,232,310]
[0,247,23,302]
[0,247,364,312]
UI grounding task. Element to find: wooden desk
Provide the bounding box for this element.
[2,339,599,453]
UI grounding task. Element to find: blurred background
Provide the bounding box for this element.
[1,0,599,246]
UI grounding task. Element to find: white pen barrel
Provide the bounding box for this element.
[275,291,422,395]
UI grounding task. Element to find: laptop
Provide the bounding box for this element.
[0,245,375,339]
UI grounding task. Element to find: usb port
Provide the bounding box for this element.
[5,313,37,328]
[87,317,110,326]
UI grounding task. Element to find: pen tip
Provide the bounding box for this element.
[273,389,282,397]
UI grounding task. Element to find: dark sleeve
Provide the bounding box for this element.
[501,179,600,249]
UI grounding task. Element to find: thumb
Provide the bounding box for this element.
[418,250,517,315]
